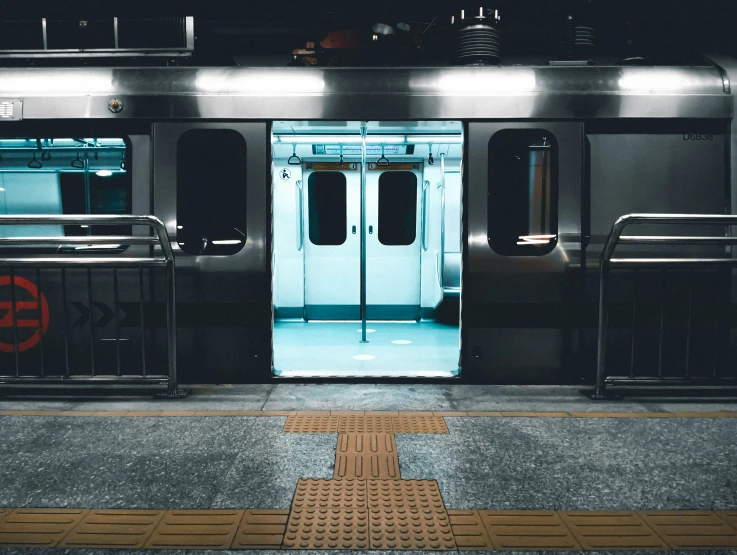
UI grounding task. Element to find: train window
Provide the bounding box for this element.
[378,171,417,246]
[0,137,131,250]
[177,129,247,255]
[308,172,347,245]
[488,129,558,255]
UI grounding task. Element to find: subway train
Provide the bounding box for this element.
[0,56,736,387]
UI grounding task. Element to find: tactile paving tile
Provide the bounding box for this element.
[559,511,667,550]
[338,415,395,433]
[391,415,449,434]
[0,508,88,547]
[479,510,581,550]
[448,510,494,550]
[0,509,10,523]
[292,479,368,509]
[367,479,446,512]
[369,507,456,550]
[58,509,165,549]
[143,509,243,549]
[231,509,289,549]
[283,507,369,549]
[639,510,737,549]
[283,414,340,433]
[335,433,400,480]
[718,511,737,529]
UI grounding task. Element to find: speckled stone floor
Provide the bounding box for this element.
[0,385,736,553]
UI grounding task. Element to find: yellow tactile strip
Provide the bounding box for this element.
[143,509,243,549]
[284,414,449,434]
[0,508,88,547]
[58,509,165,549]
[480,510,582,550]
[640,510,737,550]
[335,433,400,480]
[1,508,737,549]
[232,509,289,549]
[559,511,668,550]
[286,479,454,550]
[2,408,737,418]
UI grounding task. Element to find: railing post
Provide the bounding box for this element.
[594,258,610,399]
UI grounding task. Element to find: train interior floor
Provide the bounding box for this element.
[1,385,737,554]
[273,321,460,377]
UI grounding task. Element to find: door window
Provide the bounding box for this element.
[378,171,417,246]
[308,172,347,245]
[488,129,558,255]
[177,129,247,255]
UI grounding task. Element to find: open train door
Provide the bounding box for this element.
[152,122,270,383]
[465,122,583,382]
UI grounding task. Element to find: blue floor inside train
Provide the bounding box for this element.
[273,320,460,377]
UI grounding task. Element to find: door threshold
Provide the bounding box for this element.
[275,369,459,378]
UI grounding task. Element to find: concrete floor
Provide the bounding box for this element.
[1,385,736,555]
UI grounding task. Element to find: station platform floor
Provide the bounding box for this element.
[0,384,736,554]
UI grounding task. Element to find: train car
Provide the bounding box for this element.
[0,57,735,387]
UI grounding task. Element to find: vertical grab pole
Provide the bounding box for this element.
[439,152,446,290]
[360,124,368,343]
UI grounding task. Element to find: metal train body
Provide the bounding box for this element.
[0,56,735,385]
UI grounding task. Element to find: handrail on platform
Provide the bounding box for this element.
[593,213,737,399]
[0,215,179,397]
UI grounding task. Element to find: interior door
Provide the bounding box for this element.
[365,164,422,320]
[303,164,361,320]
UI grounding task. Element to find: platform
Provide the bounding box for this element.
[0,384,736,554]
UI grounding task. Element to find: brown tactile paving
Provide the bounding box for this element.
[58,509,165,549]
[143,509,243,549]
[717,511,737,529]
[335,433,400,480]
[559,511,668,550]
[338,415,395,434]
[369,508,456,550]
[283,507,370,549]
[0,508,88,547]
[479,510,582,550]
[448,510,495,550]
[639,510,737,550]
[367,480,446,512]
[231,509,289,549]
[292,479,368,509]
[391,415,449,434]
[0,509,10,523]
[284,414,340,433]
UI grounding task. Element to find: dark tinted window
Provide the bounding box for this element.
[177,129,247,255]
[308,172,347,245]
[488,129,558,255]
[378,171,417,246]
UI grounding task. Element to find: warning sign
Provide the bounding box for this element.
[0,275,50,353]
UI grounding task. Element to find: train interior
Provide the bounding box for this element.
[271,121,463,377]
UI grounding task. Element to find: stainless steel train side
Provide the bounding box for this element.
[0,62,732,384]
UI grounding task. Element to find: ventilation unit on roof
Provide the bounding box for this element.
[0,16,194,58]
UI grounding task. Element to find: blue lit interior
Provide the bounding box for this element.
[272,121,463,377]
[0,138,128,242]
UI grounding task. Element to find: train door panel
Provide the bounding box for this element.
[303,164,361,320]
[152,122,269,382]
[466,122,583,381]
[365,166,422,320]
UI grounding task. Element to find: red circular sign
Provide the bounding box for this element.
[0,275,50,353]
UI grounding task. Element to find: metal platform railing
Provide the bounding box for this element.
[0,215,179,397]
[593,213,737,399]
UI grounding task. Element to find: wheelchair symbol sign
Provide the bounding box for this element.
[280,168,291,180]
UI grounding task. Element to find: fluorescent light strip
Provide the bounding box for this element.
[273,135,462,144]
[212,239,242,245]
